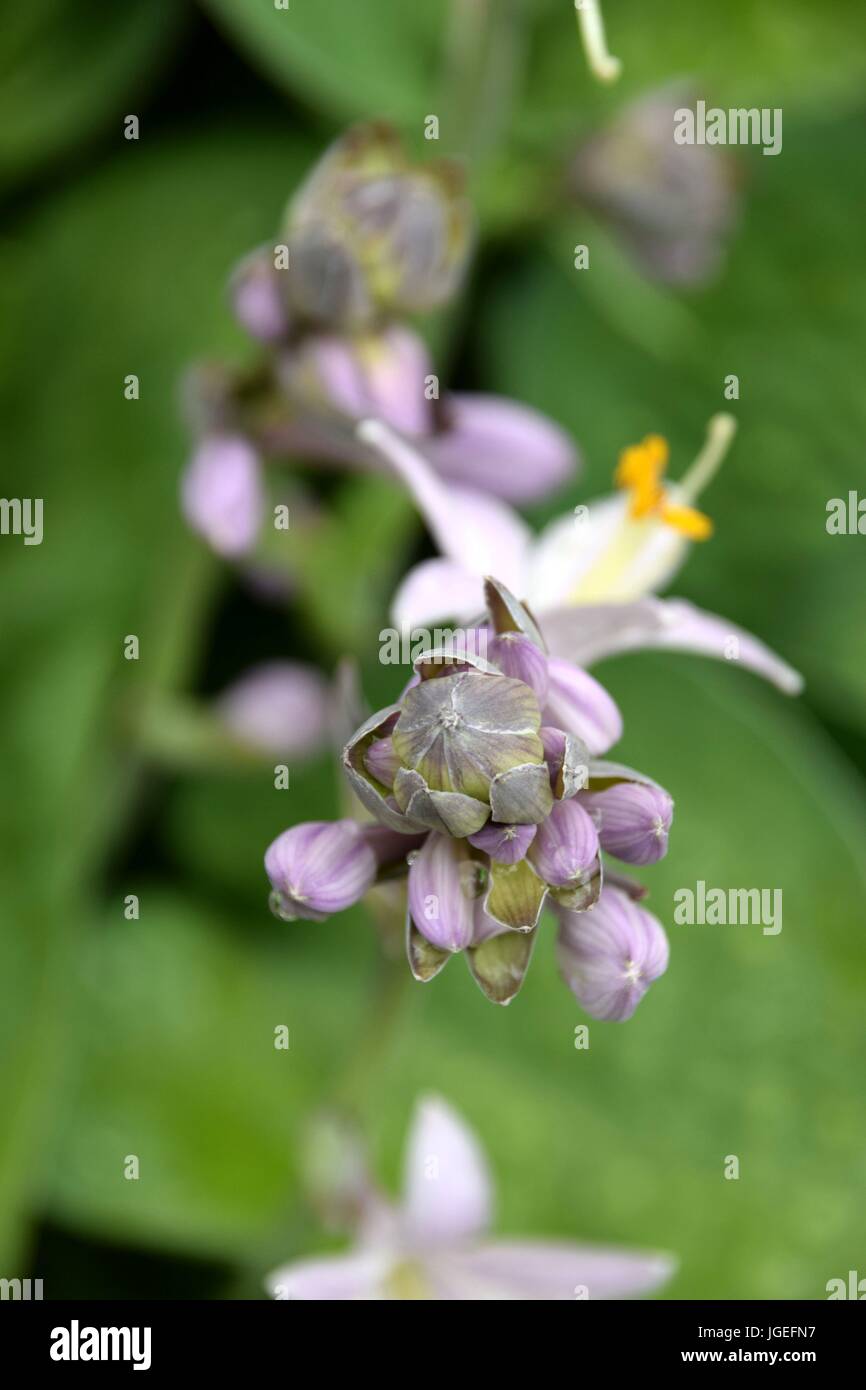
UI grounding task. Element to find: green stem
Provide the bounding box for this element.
[443,0,525,166]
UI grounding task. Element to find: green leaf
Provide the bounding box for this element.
[287,474,417,658]
[203,0,448,125]
[0,0,185,192]
[45,893,361,1257]
[0,122,315,1266]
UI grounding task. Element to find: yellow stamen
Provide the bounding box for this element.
[660,501,714,540]
[615,432,713,541]
[614,435,668,491]
[628,478,664,520]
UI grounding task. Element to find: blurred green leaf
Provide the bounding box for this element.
[203,0,448,125]
[287,474,417,658]
[0,0,186,193]
[0,121,315,1265]
[46,893,357,1257]
[165,754,339,904]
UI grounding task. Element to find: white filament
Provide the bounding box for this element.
[678,414,738,504]
[574,0,622,84]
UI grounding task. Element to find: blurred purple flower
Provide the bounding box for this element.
[217,661,332,757]
[180,434,263,557]
[569,86,740,287]
[425,393,577,505]
[283,325,433,437]
[229,246,290,342]
[280,325,576,503]
[267,1096,675,1300]
[182,123,577,558]
[282,122,473,329]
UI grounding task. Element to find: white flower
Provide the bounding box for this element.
[266,1097,674,1300]
[357,416,802,697]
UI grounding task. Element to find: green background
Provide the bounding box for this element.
[1,0,865,1299]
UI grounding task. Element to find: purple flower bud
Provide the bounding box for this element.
[425,394,577,503]
[487,632,549,704]
[285,123,472,327]
[286,225,372,328]
[540,726,590,799]
[229,247,289,341]
[471,897,511,945]
[217,662,331,756]
[285,327,432,436]
[581,781,673,865]
[362,328,434,436]
[392,671,544,803]
[569,88,739,287]
[468,820,537,864]
[527,798,599,887]
[407,833,477,952]
[363,734,401,789]
[265,820,377,922]
[555,885,669,1021]
[542,658,622,756]
[181,434,264,557]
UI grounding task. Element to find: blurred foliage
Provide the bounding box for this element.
[1,0,865,1301]
[0,0,186,193]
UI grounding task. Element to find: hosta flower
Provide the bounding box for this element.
[285,121,473,329]
[281,324,576,504]
[569,86,740,286]
[229,246,289,342]
[266,1096,675,1300]
[181,434,263,557]
[232,123,472,336]
[266,575,673,1015]
[216,661,332,758]
[181,124,576,558]
[378,413,803,696]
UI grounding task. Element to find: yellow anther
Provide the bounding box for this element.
[660,501,714,540]
[615,433,713,541]
[615,434,669,491]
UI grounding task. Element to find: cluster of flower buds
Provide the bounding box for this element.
[235,120,473,336]
[181,125,576,557]
[266,578,672,1019]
